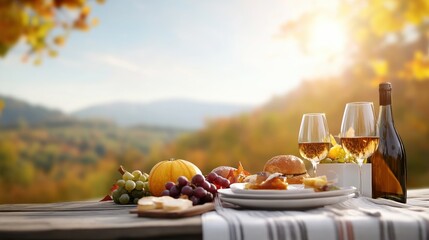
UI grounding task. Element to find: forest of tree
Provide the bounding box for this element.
[0,122,188,203]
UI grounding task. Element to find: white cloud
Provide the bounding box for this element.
[88,53,140,73]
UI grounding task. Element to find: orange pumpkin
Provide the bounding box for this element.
[148,158,202,196]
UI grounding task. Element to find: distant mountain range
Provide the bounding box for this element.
[0,95,71,127]
[0,95,252,129]
[72,99,252,129]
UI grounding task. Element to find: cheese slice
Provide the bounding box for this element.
[137,197,157,211]
[163,198,193,211]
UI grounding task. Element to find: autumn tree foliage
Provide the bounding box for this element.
[0,0,104,64]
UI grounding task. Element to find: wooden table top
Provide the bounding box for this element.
[0,200,203,240]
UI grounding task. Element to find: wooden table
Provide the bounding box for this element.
[2,189,429,240]
[0,201,203,240]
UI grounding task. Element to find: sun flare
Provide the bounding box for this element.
[307,17,347,56]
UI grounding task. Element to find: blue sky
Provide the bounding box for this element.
[0,0,344,113]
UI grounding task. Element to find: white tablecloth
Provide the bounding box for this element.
[202,189,429,240]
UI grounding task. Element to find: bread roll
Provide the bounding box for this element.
[263,155,309,184]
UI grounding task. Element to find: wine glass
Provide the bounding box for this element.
[340,102,379,195]
[298,113,330,177]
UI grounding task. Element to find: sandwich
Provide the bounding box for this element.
[263,155,309,184]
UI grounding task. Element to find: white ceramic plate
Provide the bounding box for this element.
[230,183,313,195]
[220,193,355,209]
[218,186,356,199]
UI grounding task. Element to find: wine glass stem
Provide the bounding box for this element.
[312,161,317,177]
[357,159,363,196]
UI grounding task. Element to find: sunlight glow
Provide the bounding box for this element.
[307,17,347,56]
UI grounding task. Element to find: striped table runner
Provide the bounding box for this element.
[202,189,429,240]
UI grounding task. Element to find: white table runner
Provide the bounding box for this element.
[202,189,429,240]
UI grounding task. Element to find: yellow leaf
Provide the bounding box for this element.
[91,18,100,27]
[414,51,424,61]
[33,58,42,65]
[371,59,388,77]
[81,6,91,16]
[48,49,58,57]
[30,16,39,26]
[53,36,65,46]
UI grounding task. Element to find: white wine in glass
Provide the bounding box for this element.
[298,113,330,177]
[340,102,379,195]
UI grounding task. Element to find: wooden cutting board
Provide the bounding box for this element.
[131,202,214,218]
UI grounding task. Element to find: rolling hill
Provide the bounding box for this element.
[72,98,252,129]
[0,96,252,129]
[0,95,71,127]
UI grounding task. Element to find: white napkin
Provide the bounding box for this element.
[203,207,337,240]
[202,191,429,240]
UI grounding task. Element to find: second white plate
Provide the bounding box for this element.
[230,183,313,195]
[220,193,355,209]
[218,185,356,199]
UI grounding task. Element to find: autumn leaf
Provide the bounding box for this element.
[53,36,66,46]
[100,184,118,202]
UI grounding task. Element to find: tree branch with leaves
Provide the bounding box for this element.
[0,0,104,65]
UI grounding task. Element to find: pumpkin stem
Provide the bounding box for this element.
[169,158,175,161]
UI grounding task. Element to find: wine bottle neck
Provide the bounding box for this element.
[379,89,391,106]
[379,105,394,123]
[379,83,394,123]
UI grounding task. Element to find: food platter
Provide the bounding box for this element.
[219,193,355,209]
[220,183,356,199]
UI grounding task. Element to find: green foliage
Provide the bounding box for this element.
[0,140,18,182]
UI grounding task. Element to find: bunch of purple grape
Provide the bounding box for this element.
[206,172,230,189]
[162,174,228,205]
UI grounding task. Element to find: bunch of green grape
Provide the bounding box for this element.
[112,170,151,204]
[321,144,358,164]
